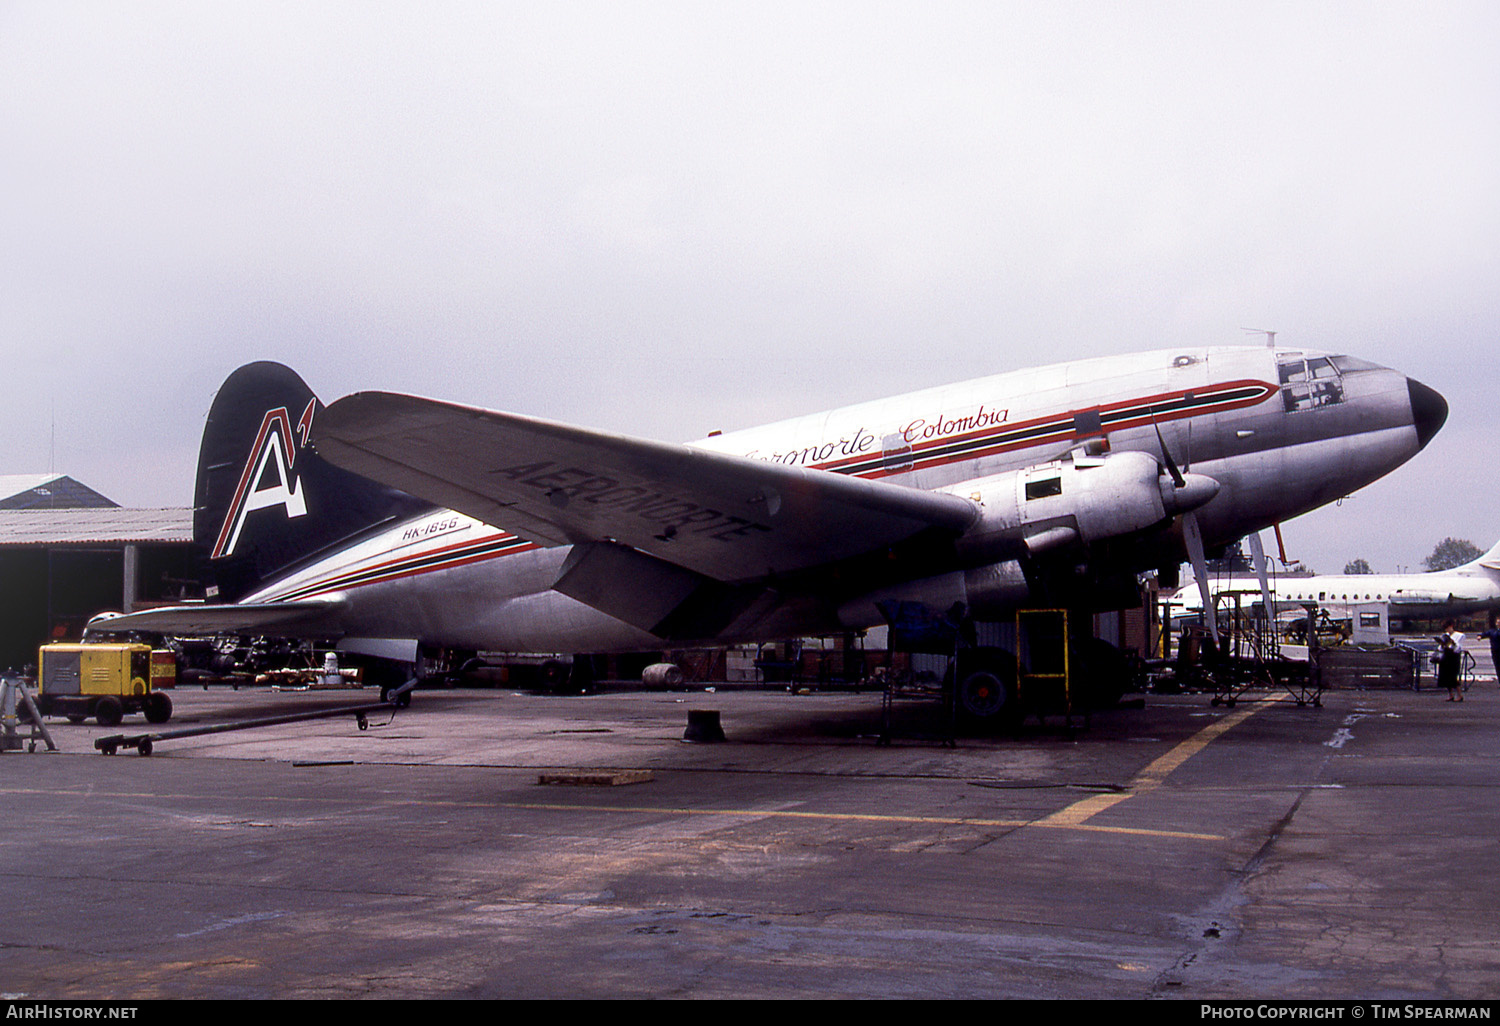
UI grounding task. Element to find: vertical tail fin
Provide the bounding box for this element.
[1467,537,1500,572]
[196,362,432,601]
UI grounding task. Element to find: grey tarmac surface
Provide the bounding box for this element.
[1,675,1497,1001]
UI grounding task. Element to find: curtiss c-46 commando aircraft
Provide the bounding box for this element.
[92,345,1446,726]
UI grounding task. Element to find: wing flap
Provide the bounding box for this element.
[314,392,978,584]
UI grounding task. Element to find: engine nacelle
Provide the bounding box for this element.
[947,450,1218,561]
[836,560,1033,629]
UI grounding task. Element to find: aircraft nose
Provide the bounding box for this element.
[1407,377,1448,450]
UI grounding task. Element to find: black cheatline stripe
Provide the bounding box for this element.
[275,536,534,601]
[830,383,1271,477]
[1102,385,1268,425]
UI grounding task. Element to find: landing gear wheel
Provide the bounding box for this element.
[950,648,1020,734]
[956,666,1019,735]
[958,670,1010,720]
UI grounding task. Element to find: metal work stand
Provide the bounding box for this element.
[877,600,961,747]
[1207,597,1321,708]
[1,675,58,753]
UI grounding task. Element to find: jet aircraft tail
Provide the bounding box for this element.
[1463,537,1500,573]
[195,362,433,601]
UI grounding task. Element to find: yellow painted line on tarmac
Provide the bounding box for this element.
[1032,699,1275,837]
[2,703,1277,844]
[472,800,1223,841]
[1032,790,1134,827]
[485,800,1029,829]
[0,786,1218,841]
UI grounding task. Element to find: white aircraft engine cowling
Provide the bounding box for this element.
[950,450,1218,560]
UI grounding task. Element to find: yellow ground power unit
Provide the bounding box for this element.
[35,643,173,726]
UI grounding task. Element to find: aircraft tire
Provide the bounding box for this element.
[954,651,1019,732]
[958,670,1010,719]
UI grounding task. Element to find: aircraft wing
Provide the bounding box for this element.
[87,600,349,638]
[314,392,979,585]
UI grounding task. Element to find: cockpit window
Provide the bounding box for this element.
[1278,353,1345,412]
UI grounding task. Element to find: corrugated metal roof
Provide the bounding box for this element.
[0,507,194,546]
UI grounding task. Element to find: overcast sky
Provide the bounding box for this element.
[2,1,1496,574]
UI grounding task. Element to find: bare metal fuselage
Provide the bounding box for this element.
[238,345,1435,655]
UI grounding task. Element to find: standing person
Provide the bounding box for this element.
[1480,614,1500,683]
[1438,621,1464,702]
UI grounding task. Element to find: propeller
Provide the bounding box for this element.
[1152,411,1220,647]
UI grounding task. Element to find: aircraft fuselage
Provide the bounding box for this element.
[241,345,1440,655]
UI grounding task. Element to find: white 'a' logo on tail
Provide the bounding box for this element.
[211,401,316,559]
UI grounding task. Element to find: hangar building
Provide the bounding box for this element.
[0,474,197,671]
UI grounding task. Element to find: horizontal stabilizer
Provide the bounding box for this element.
[87,599,349,639]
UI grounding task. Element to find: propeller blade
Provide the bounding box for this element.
[1184,512,1220,646]
[1248,531,1274,622]
[1152,416,1187,488]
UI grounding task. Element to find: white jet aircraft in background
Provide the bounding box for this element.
[1170,538,1500,623]
[91,344,1447,725]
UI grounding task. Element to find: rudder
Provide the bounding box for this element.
[195,362,433,601]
